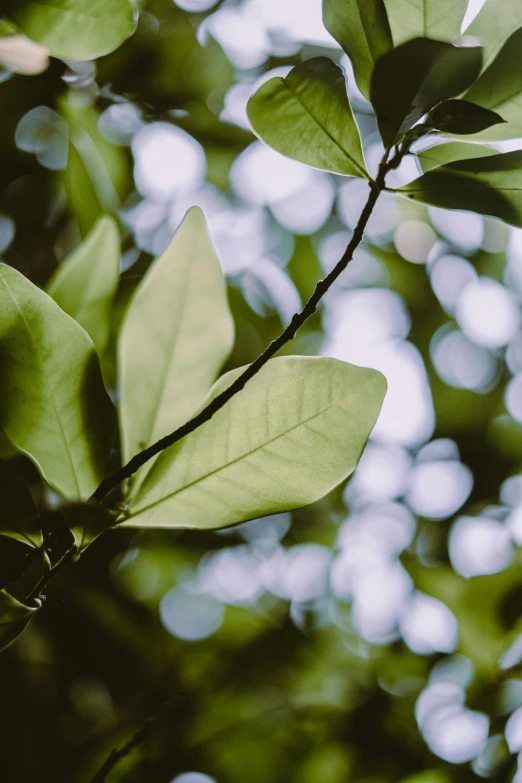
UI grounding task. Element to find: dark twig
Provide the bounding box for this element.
[25,533,77,604]
[89,700,174,783]
[94,156,392,503]
[0,153,394,603]
[90,720,154,782]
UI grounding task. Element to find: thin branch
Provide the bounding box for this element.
[25,536,77,604]
[94,158,391,503]
[90,721,154,782]
[89,700,174,783]
[0,155,392,602]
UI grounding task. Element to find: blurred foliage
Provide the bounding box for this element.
[1,1,522,782]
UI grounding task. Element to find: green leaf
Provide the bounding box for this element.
[464,27,522,141]
[61,94,131,236]
[61,501,117,553]
[398,150,522,228]
[322,0,392,101]
[416,141,496,172]
[119,207,234,476]
[10,0,138,61]
[247,57,368,179]
[466,0,522,72]
[47,217,120,356]
[383,0,468,46]
[0,590,41,653]
[0,462,40,547]
[123,357,387,530]
[0,263,115,500]
[371,39,483,148]
[425,99,505,135]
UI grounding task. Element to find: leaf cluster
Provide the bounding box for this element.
[248,0,522,227]
[0,203,385,648]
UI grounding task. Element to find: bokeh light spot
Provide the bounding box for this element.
[160,588,224,641]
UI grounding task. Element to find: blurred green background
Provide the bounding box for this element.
[2,0,522,781]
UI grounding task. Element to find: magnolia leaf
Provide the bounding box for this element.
[0,263,115,500]
[466,0,522,72]
[61,501,117,553]
[10,0,138,61]
[0,462,40,547]
[416,141,496,172]
[399,150,522,228]
[0,590,41,652]
[426,99,505,135]
[123,357,387,530]
[322,0,392,101]
[47,216,120,355]
[464,27,522,141]
[247,57,368,179]
[119,207,234,483]
[371,39,483,148]
[383,0,468,46]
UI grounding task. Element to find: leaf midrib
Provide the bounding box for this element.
[355,0,381,76]
[0,269,80,496]
[281,78,367,179]
[125,245,194,461]
[130,394,346,517]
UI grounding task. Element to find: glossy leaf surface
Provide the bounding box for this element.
[416,141,496,172]
[383,0,468,45]
[371,39,483,147]
[322,0,392,100]
[426,100,504,135]
[0,264,115,500]
[464,27,522,141]
[247,57,368,179]
[10,0,137,61]
[124,357,387,530]
[399,150,522,227]
[466,0,522,71]
[119,207,234,470]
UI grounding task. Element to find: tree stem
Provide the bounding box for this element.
[89,700,174,783]
[94,159,389,502]
[0,155,390,598]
